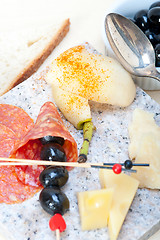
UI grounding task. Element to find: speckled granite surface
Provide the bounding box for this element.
[0,70,160,240]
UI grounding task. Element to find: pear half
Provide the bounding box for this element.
[46,44,136,162]
[46,44,136,108]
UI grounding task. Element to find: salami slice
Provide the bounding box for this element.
[0,124,16,157]
[0,104,34,139]
[15,139,44,187]
[13,102,78,162]
[0,166,41,204]
[0,124,16,142]
[0,104,38,203]
[0,102,78,203]
[13,102,78,187]
[0,139,16,158]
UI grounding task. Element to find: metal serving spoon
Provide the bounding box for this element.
[105,13,160,82]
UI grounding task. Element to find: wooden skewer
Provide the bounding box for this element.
[56,229,60,240]
[0,157,149,167]
[0,157,138,173]
[0,157,104,168]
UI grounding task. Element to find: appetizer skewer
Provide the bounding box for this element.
[0,157,149,173]
[39,136,69,240]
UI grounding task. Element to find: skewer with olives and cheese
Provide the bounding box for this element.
[39,136,70,238]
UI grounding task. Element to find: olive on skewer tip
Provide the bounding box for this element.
[39,135,69,235]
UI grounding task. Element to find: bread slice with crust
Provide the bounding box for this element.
[0,18,70,96]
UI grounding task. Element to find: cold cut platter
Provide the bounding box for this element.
[0,45,160,240]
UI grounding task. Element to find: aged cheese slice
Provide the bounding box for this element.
[99,169,139,240]
[131,134,160,189]
[77,188,113,231]
[128,108,160,189]
[128,108,160,160]
[51,87,91,129]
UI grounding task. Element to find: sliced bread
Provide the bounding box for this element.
[0,18,70,96]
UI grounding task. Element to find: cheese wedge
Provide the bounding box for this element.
[99,169,139,240]
[131,134,160,189]
[128,108,160,189]
[77,188,113,231]
[128,108,160,160]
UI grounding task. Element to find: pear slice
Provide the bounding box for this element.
[52,86,94,162]
[46,44,136,107]
[51,87,91,130]
[52,87,94,162]
[46,44,136,162]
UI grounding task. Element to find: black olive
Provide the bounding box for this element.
[124,160,133,169]
[134,9,150,32]
[149,1,160,9]
[40,143,67,162]
[39,166,69,188]
[148,7,160,26]
[155,43,160,67]
[40,136,65,146]
[145,29,159,46]
[39,187,69,216]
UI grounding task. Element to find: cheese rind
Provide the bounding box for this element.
[77,188,113,231]
[99,169,139,240]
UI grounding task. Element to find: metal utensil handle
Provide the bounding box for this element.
[150,70,160,83]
